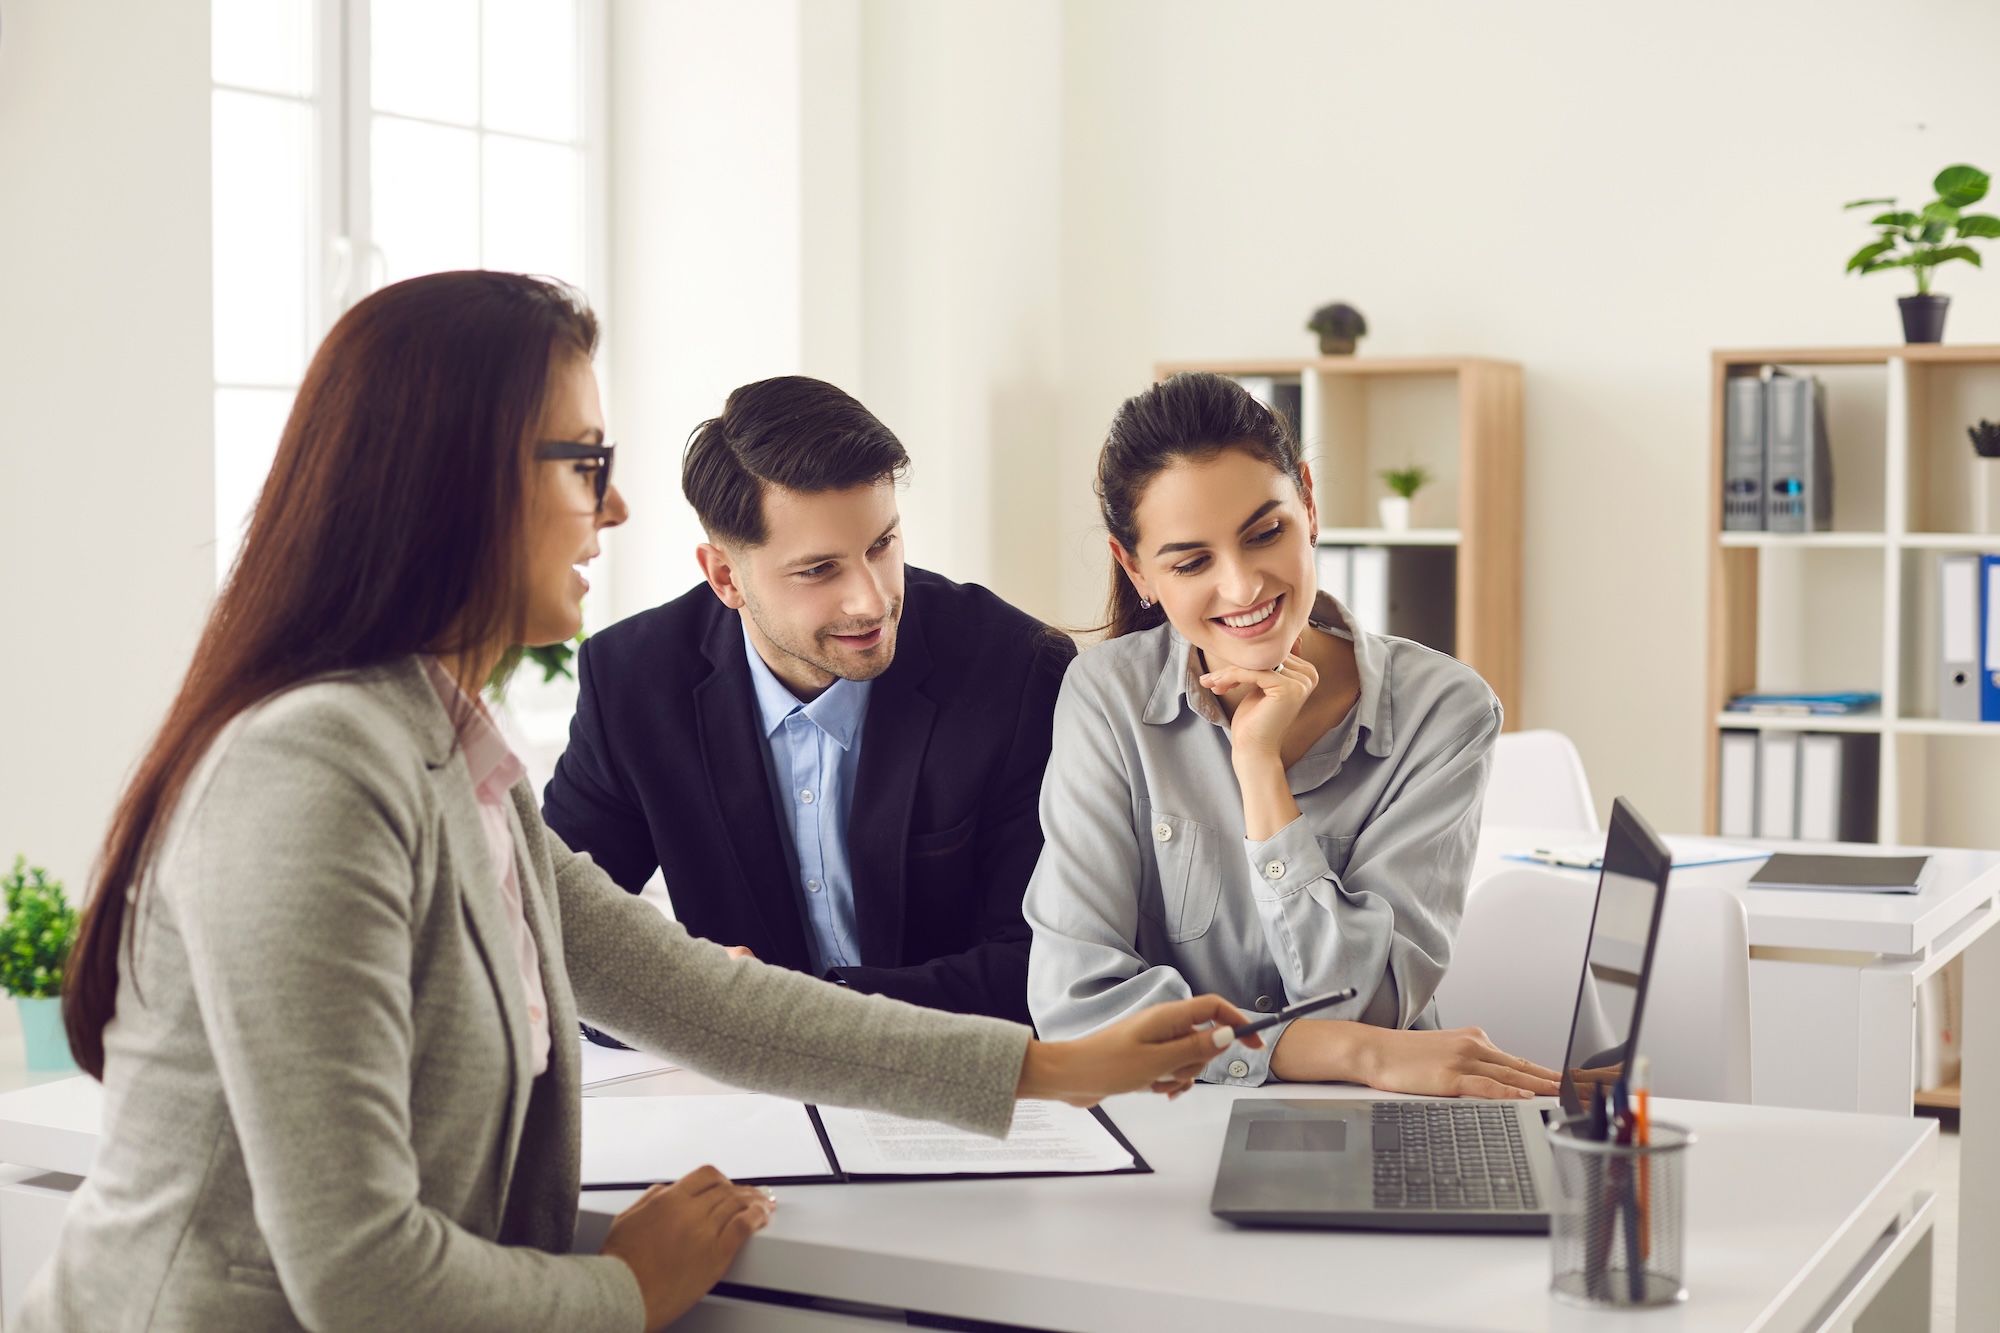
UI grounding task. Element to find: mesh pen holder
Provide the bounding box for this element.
[1547,1119,1692,1309]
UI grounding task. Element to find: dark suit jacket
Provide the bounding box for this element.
[543,567,1074,1024]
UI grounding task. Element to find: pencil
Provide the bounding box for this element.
[1634,1057,1652,1263]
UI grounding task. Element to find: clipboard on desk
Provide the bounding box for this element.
[579,1094,1151,1190]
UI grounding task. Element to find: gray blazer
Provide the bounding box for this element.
[19,659,1029,1333]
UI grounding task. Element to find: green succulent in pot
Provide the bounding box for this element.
[1845,164,2000,343]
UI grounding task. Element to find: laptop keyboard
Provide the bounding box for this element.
[1370,1102,1539,1212]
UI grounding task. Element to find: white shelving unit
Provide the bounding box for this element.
[1707,345,2000,847]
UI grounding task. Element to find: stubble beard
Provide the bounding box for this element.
[746,593,903,685]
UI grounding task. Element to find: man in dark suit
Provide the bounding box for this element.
[543,376,1073,1024]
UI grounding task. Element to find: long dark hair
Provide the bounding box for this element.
[1096,372,1306,638]
[65,271,598,1077]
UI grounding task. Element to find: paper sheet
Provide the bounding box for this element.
[1506,836,1768,871]
[814,1099,1135,1176]
[578,1037,678,1089]
[580,1094,833,1187]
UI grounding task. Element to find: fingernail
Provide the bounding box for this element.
[758,1186,778,1203]
[1212,1027,1235,1049]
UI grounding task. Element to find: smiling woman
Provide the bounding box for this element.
[1025,372,1559,1102]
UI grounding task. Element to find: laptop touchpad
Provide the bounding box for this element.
[1246,1118,1347,1152]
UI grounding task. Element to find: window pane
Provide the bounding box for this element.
[482,135,582,284]
[215,387,296,585]
[372,0,477,125]
[213,90,314,385]
[212,0,313,95]
[482,0,577,140]
[373,116,480,284]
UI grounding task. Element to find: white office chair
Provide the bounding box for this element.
[1435,867,1753,1103]
[1482,729,1600,834]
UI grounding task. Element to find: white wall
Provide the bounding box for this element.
[604,0,811,620]
[1051,0,2000,831]
[858,0,1065,615]
[604,0,1066,621]
[0,0,214,891]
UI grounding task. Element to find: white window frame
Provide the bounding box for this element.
[213,0,610,582]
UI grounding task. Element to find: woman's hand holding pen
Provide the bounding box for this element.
[1017,995,1261,1106]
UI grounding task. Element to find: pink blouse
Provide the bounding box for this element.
[422,658,551,1077]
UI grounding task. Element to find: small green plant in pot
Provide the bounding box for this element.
[1845,163,2000,344]
[0,858,78,1072]
[1378,465,1431,532]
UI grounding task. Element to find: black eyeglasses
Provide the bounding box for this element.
[535,440,615,512]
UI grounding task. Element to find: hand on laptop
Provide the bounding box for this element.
[1017,994,1260,1107]
[1270,1021,1560,1099]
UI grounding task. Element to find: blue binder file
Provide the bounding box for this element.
[1984,555,2000,722]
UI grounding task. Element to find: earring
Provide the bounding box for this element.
[1138,596,1153,609]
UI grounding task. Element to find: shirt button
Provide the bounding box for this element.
[800,789,815,804]
[1255,995,1276,1012]
[1263,860,1286,880]
[1154,822,1173,842]
[1227,1060,1251,1079]
[806,879,821,893]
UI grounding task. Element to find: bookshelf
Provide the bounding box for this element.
[1156,356,1523,726]
[1705,344,2000,847]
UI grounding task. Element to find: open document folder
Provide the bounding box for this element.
[579,1094,1150,1190]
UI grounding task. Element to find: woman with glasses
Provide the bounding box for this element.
[22,272,1252,1333]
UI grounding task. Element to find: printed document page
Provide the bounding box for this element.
[815,1098,1136,1175]
[581,1094,833,1187]
[578,1037,678,1089]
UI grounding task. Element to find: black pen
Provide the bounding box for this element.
[1227,987,1360,1039]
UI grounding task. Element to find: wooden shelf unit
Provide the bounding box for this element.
[1705,344,2000,846]
[1156,356,1523,726]
[1914,1080,1962,1112]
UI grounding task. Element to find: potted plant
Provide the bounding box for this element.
[1845,164,2000,343]
[1307,302,1368,356]
[486,635,584,699]
[0,858,77,1072]
[1378,465,1430,531]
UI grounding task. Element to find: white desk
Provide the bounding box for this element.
[1476,826,2000,1116]
[1479,825,2000,1329]
[0,1072,1939,1333]
[579,1082,1935,1333]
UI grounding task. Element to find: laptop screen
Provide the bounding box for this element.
[1557,798,1674,1120]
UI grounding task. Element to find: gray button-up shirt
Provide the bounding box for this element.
[1024,592,1500,1086]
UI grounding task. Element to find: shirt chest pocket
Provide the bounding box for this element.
[1147,810,1222,943]
[1315,833,1357,882]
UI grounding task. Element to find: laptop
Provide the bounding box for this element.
[1209,797,1673,1232]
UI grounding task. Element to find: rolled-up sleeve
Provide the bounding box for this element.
[1244,702,1501,1030]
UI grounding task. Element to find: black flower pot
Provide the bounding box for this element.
[1900,294,1951,344]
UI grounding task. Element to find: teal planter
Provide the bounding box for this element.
[16,996,75,1073]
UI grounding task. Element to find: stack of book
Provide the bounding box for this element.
[1725,691,1879,717]
[1722,369,1834,533]
[1717,728,1878,843]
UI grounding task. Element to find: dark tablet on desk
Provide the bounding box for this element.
[1747,853,1931,894]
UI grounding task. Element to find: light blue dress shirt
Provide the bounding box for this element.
[742,624,871,974]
